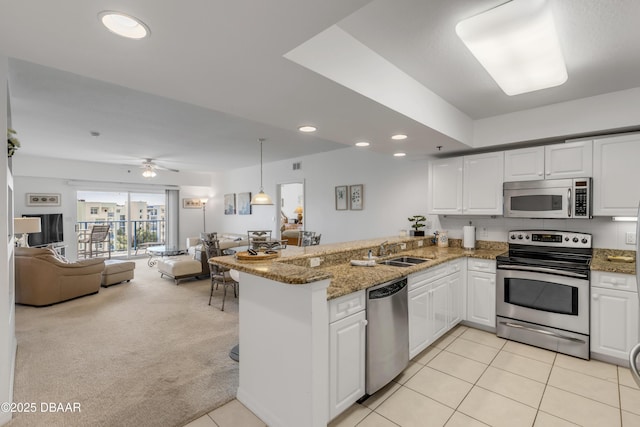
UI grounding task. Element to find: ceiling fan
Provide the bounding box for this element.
[140,159,179,178]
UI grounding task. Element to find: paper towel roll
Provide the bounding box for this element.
[463,226,476,249]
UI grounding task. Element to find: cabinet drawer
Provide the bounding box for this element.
[592,271,637,293]
[409,263,449,290]
[329,290,366,323]
[468,258,496,274]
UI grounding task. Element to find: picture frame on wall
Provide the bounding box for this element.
[349,184,363,210]
[26,193,61,207]
[335,185,348,210]
[224,193,236,215]
[237,192,252,215]
[182,198,204,209]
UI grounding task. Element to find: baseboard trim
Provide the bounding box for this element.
[237,387,285,427]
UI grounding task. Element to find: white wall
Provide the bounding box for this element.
[473,87,640,148]
[433,215,636,251]
[209,147,430,244]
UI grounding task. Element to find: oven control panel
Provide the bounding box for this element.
[508,230,592,248]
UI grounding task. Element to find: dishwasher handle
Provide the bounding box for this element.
[368,278,408,300]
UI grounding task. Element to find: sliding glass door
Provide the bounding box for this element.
[77,191,166,258]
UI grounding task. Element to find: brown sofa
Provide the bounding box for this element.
[15,247,105,306]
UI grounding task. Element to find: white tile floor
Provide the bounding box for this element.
[184,326,640,427]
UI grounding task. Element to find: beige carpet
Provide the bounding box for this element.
[8,257,239,427]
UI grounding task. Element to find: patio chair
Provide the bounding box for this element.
[78,224,111,259]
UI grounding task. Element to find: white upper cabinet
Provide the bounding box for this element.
[545,140,593,179]
[504,146,545,182]
[504,141,592,182]
[429,153,503,215]
[593,132,640,216]
[428,157,463,214]
[463,152,504,215]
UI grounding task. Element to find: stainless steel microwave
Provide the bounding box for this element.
[503,178,592,219]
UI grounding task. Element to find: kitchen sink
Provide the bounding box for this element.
[378,256,431,267]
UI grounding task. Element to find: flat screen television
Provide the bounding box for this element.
[23,213,64,247]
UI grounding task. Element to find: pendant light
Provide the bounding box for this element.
[250,138,274,205]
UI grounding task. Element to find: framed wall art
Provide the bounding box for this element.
[224,193,236,215]
[237,192,252,215]
[349,184,363,210]
[182,198,204,209]
[26,193,61,207]
[335,185,348,210]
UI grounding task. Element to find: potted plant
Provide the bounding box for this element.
[7,128,20,157]
[408,215,426,236]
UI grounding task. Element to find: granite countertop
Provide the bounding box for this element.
[210,236,507,300]
[591,248,636,275]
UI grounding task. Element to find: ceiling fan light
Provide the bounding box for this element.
[456,0,567,96]
[142,167,156,178]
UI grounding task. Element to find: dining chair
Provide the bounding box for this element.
[298,231,316,247]
[203,237,238,311]
[247,230,272,249]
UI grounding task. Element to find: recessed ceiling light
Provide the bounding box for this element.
[355,141,370,147]
[394,152,406,157]
[391,134,407,140]
[98,11,150,40]
[298,125,317,133]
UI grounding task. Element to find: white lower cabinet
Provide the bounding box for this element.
[328,291,366,421]
[408,283,431,358]
[408,259,466,359]
[591,271,639,361]
[466,259,496,329]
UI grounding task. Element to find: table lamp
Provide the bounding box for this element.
[14,217,42,247]
[294,206,303,223]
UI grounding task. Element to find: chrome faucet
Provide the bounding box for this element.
[379,241,389,256]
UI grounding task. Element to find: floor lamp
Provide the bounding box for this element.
[14,217,42,247]
[201,199,208,233]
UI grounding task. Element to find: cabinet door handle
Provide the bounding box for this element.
[361,319,368,327]
[592,294,599,300]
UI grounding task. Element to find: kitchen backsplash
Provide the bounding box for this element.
[433,215,636,250]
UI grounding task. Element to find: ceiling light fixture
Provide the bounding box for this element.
[355,141,370,147]
[98,11,150,40]
[391,134,407,140]
[456,0,567,96]
[142,165,156,178]
[250,138,274,205]
[394,152,406,157]
[298,125,317,133]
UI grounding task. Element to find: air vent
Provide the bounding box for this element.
[292,162,301,170]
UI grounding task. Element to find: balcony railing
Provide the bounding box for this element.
[77,219,166,256]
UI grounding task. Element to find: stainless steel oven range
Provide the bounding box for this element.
[496,230,593,359]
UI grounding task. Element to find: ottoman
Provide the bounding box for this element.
[101,259,135,287]
[157,257,204,285]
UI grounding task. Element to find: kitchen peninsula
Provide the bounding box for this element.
[210,237,506,427]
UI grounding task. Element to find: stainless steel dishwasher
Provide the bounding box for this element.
[365,277,409,395]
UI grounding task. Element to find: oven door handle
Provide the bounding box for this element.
[497,264,587,279]
[500,321,586,344]
[629,343,640,388]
